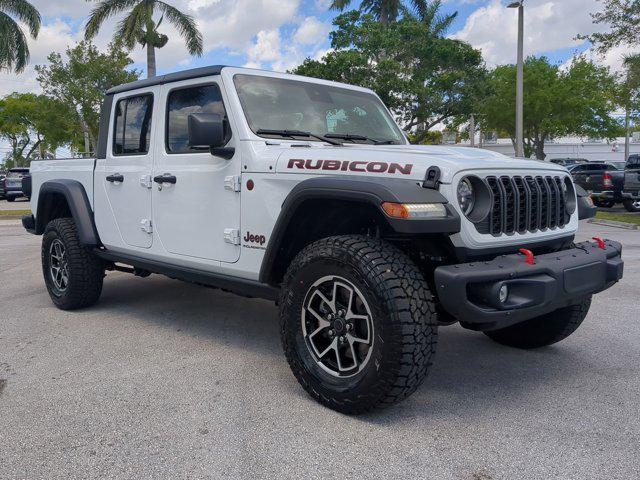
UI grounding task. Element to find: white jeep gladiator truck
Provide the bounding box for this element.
[23,66,624,413]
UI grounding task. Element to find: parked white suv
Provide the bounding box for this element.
[23,66,624,413]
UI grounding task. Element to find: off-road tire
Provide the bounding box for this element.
[484,296,592,349]
[42,218,104,310]
[279,235,438,414]
[623,199,640,212]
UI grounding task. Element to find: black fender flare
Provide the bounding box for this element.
[258,176,460,284]
[35,179,101,247]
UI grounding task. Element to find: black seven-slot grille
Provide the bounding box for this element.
[475,175,570,236]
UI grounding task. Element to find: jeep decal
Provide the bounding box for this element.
[287,159,413,175]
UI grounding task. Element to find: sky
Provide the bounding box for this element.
[0,0,637,103]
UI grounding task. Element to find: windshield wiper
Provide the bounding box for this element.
[324,133,396,145]
[256,129,343,146]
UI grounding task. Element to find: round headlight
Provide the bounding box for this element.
[457,178,475,216]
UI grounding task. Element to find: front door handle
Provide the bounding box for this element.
[106,173,124,183]
[153,174,177,185]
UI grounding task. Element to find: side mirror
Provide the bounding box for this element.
[187,113,234,159]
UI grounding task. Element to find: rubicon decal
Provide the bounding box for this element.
[287,159,413,175]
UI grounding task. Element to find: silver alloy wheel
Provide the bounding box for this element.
[49,239,69,292]
[634,200,640,209]
[301,275,374,378]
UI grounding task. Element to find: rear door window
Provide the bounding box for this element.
[113,94,153,155]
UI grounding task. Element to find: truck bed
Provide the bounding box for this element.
[29,158,96,212]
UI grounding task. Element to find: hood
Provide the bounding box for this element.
[275,143,567,183]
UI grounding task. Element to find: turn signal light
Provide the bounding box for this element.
[381,202,447,219]
[603,172,613,189]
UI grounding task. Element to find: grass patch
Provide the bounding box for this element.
[0,209,31,220]
[595,211,640,226]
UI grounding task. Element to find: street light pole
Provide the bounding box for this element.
[509,1,525,158]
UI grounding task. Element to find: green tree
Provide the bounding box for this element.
[35,41,139,153]
[477,57,621,160]
[0,0,41,73]
[84,0,203,78]
[293,10,486,138]
[580,0,640,53]
[0,93,77,167]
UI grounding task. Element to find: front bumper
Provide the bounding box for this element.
[434,240,623,331]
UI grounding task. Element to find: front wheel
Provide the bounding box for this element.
[42,218,104,310]
[623,199,640,212]
[593,199,615,208]
[484,297,592,349]
[279,235,438,414]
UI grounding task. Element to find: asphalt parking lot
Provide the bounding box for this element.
[1,219,638,479]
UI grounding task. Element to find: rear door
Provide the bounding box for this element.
[151,78,241,263]
[94,91,155,249]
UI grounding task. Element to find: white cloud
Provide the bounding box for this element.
[247,30,282,63]
[293,16,331,45]
[0,19,79,96]
[451,0,605,66]
[314,0,333,11]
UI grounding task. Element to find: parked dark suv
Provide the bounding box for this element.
[0,172,6,199]
[3,167,30,202]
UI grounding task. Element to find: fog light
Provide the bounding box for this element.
[498,284,509,304]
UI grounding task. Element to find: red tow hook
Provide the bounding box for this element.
[592,237,606,250]
[519,248,535,265]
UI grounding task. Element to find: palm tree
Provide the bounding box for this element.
[330,0,402,24]
[406,0,457,35]
[0,0,41,73]
[85,0,203,78]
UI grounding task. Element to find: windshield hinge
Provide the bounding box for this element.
[223,228,241,245]
[224,175,241,192]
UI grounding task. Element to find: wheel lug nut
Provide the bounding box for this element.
[328,330,334,336]
[340,336,345,343]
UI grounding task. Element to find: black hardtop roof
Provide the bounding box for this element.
[106,65,227,95]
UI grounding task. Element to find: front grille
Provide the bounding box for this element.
[476,175,570,236]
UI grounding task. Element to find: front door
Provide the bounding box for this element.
[152,79,241,263]
[95,92,154,249]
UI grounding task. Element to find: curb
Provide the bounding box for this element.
[588,218,639,230]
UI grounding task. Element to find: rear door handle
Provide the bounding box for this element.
[153,174,177,185]
[106,173,124,183]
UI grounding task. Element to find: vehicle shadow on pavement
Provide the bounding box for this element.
[88,271,596,422]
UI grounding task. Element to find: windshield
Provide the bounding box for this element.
[233,74,405,144]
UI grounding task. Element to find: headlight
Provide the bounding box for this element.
[457,178,475,216]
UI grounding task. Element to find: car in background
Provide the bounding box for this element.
[569,162,624,208]
[0,172,6,199]
[622,155,640,212]
[608,161,627,171]
[549,158,589,167]
[3,167,30,202]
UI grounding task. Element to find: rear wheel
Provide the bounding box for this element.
[484,296,592,349]
[279,235,438,414]
[6,196,14,202]
[593,199,615,208]
[42,218,104,310]
[623,199,640,212]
